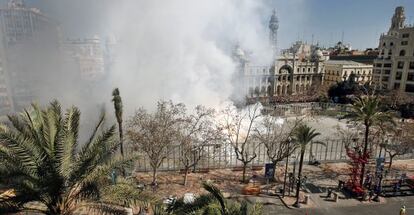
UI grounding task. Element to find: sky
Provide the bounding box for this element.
[3,0,412,50]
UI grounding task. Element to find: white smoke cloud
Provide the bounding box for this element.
[107,0,272,112]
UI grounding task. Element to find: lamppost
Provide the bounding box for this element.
[291,154,298,194]
[282,137,292,198]
[373,136,390,201]
[289,154,297,196]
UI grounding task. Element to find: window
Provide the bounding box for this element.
[384,63,392,68]
[402,33,410,38]
[401,41,408,46]
[408,73,414,81]
[406,84,414,93]
[375,63,382,68]
[400,50,406,56]
[382,77,389,82]
[308,68,311,72]
[384,70,391,75]
[388,50,392,55]
[410,62,414,69]
[382,42,386,46]
[397,61,404,69]
[396,72,402,80]
[390,42,394,46]
[394,83,400,90]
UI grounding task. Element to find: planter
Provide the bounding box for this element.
[252,166,263,171]
[242,184,261,195]
[232,167,244,172]
[197,168,210,173]
[179,169,190,174]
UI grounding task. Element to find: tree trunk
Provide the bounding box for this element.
[152,167,158,185]
[183,167,189,186]
[294,149,305,207]
[242,162,247,183]
[119,121,124,157]
[272,161,277,182]
[388,155,395,171]
[119,122,125,177]
[360,124,370,187]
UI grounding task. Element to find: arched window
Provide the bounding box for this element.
[390,42,394,46]
[399,50,406,56]
[267,86,273,96]
[382,42,386,46]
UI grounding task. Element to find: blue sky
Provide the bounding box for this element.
[2,0,414,50]
[268,0,414,49]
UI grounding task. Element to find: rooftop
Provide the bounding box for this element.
[325,60,368,66]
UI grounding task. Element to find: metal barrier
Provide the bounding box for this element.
[134,138,414,172]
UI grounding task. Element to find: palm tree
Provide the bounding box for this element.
[112,88,124,159]
[0,101,146,215]
[292,124,322,208]
[167,182,262,215]
[344,95,394,187]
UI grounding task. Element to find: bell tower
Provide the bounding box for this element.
[389,6,405,34]
[269,9,279,60]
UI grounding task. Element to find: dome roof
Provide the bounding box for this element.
[234,46,245,58]
[315,49,323,57]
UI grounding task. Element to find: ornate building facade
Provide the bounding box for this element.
[242,47,326,103]
[324,60,373,86]
[373,6,414,95]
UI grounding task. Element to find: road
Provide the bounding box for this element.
[264,196,414,215]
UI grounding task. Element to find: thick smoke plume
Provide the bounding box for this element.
[1,0,276,114]
[107,0,272,112]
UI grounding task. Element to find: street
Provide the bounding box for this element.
[264,196,414,215]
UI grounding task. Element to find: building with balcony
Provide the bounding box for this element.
[0,0,61,111]
[62,37,105,81]
[324,60,373,86]
[373,6,414,95]
[238,43,326,103]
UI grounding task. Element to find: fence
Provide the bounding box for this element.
[133,102,413,172]
[134,138,414,172]
[264,102,350,117]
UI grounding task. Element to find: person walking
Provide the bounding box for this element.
[400,205,406,215]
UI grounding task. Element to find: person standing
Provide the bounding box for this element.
[400,205,406,215]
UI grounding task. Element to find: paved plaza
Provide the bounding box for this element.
[262,195,414,215]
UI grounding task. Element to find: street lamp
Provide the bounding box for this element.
[373,137,389,201]
[289,154,297,196]
[291,154,298,194]
[282,137,292,198]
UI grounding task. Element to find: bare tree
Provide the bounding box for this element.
[177,105,222,186]
[384,123,414,171]
[254,116,301,181]
[219,103,261,183]
[127,100,185,185]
